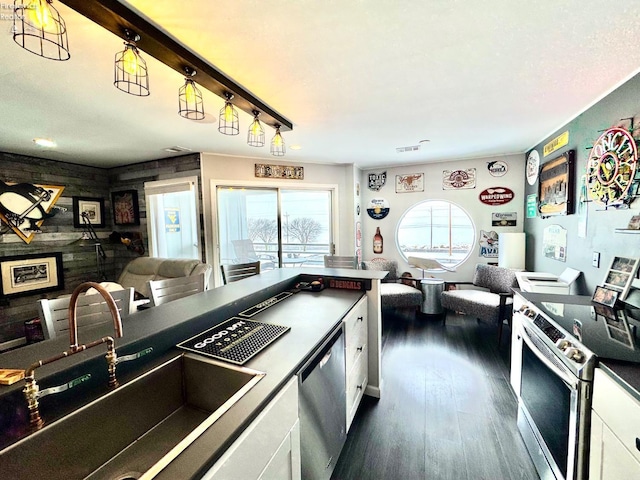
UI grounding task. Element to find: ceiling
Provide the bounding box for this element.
[1,1,640,170]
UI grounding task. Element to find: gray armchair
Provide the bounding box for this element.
[361,259,422,312]
[440,264,518,344]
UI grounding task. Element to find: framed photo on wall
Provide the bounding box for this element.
[112,190,140,226]
[537,150,575,218]
[72,196,105,228]
[0,252,64,298]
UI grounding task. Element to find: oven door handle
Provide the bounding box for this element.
[521,325,579,390]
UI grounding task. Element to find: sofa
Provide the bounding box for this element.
[117,257,212,299]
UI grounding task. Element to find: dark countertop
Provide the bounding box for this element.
[513,290,640,401]
[0,267,385,478]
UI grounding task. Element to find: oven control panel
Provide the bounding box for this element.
[517,304,591,367]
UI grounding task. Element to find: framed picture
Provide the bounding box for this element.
[537,150,575,218]
[72,196,105,228]
[0,252,64,298]
[112,190,140,226]
[592,285,619,307]
[603,256,640,300]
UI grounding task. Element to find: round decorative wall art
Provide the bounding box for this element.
[586,127,638,206]
[526,150,540,185]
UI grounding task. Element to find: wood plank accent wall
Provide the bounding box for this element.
[0,152,202,350]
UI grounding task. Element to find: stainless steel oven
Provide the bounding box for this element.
[512,293,597,480]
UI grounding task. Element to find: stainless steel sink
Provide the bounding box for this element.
[0,353,265,480]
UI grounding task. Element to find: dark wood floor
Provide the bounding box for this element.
[332,310,539,480]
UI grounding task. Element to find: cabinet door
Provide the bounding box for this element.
[593,418,640,480]
[258,420,301,480]
[203,377,300,480]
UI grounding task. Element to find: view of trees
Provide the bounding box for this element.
[248,218,277,244]
[288,217,322,250]
[249,216,322,251]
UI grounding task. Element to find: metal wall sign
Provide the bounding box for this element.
[442,169,476,189]
[526,194,538,218]
[395,173,424,193]
[487,161,508,177]
[368,171,387,191]
[492,212,517,226]
[255,164,304,180]
[366,198,390,219]
[526,150,540,185]
[478,230,499,258]
[479,187,514,205]
[543,131,569,157]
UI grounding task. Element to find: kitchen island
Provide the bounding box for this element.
[0,267,386,479]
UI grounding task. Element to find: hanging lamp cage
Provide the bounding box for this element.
[218,92,239,135]
[247,110,265,147]
[13,0,70,61]
[178,67,205,120]
[270,125,286,156]
[114,29,149,96]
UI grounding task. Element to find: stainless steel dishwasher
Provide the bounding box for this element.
[298,325,346,480]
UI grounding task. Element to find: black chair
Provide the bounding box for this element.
[440,264,518,344]
[221,261,261,284]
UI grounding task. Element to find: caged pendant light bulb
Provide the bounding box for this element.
[218,92,239,135]
[247,110,265,147]
[178,67,205,120]
[270,125,286,156]
[13,0,70,61]
[114,29,149,96]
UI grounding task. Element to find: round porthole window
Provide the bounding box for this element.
[396,200,475,269]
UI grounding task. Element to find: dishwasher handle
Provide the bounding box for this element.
[299,326,343,383]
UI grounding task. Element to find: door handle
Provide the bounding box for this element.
[319,349,332,368]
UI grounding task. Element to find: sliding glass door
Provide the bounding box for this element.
[217,187,333,269]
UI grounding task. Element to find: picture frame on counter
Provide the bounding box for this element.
[591,285,618,307]
[72,196,105,228]
[603,256,640,300]
[0,252,64,298]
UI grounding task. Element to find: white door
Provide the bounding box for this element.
[145,177,200,259]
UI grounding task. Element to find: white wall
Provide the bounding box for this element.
[200,154,357,284]
[360,154,526,281]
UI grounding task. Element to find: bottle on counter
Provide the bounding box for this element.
[373,227,383,254]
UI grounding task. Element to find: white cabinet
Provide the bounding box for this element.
[202,377,301,480]
[589,369,640,480]
[343,296,368,431]
[510,314,523,399]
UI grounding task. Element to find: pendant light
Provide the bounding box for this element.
[114,29,149,96]
[270,125,286,156]
[218,92,239,135]
[247,110,265,147]
[178,67,205,120]
[13,0,70,61]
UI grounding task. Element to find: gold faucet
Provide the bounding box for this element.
[23,282,124,430]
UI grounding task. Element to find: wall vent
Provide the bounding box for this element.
[396,145,420,153]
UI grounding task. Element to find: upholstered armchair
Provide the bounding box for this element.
[361,258,422,312]
[440,264,518,344]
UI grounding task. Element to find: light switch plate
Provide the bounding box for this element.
[592,252,600,268]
